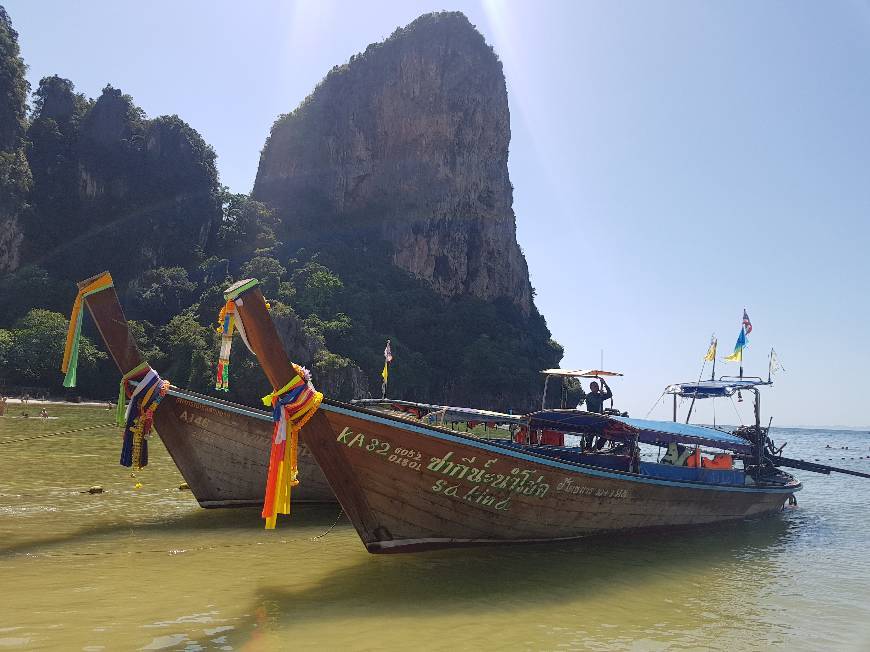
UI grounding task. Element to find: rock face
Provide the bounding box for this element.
[0,6,30,273]
[23,82,221,282]
[253,12,532,314]
[273,311,369,400]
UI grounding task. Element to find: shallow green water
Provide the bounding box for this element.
[2,405,869,650]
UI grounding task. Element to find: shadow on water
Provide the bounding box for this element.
[0,504,344,557]
[208,512,801,647]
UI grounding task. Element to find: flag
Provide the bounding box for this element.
[384,340,393,364]
[724,327,747,362]
[742,309,752,335]
[704,336,717,362]
[769,348,785,375]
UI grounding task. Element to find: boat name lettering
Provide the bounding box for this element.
[427,452,550,498]
[555,477,630,499]
[431,480,512,510]
[176,399,239,424]
[335,427,424,470]
[178,409,210,429]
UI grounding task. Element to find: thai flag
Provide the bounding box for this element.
[743,309,752,335]
[384,340,393,363]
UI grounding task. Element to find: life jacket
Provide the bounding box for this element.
[702,453,733,469]
[661,443,693,466]
[685,448,703,468]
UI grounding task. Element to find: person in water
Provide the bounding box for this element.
[584,380,612,414]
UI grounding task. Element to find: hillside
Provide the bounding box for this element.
[0,8,562,412]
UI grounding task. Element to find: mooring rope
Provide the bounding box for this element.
[0,422,117,445]
[309,508,344,541]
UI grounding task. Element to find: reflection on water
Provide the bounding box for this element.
[1,408,869,650]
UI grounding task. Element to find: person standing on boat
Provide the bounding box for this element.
[584,380,612,414]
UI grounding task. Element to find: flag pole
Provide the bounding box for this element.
[710,346,717,381]
[686,334,714,424]
[768,347,772,383]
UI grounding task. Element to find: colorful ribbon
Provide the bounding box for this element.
[118,365,169,485]
[60,273,114,388]
[214,299,255,391]
[215,300,236,391]
[261,364,323,529]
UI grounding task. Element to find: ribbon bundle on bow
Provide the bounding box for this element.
[60,272,114,388]
[261,364,323,529]
[214,299,254,391]
[118,364,169,485]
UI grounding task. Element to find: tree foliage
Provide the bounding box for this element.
[2,309,105,391]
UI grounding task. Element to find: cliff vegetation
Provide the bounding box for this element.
[0,8,562,412]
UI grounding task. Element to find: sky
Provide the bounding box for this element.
[5,1,870,427]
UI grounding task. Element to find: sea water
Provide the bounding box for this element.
[1,405,869,650]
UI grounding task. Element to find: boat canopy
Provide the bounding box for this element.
[665,379,772,399]
[528,410,753,453]
[540,369,624,378]
[352,399,523,426]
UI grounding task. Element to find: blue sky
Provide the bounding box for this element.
[6,1,869,427]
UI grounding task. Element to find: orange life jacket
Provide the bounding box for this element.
[702,453,733,469]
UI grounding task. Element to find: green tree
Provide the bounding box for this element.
[0,265,75,327]
[5,309,104,389]
[216,190,280,266]
[161,309,213,389]
[0,328,12,368]
[240,255,286,298]
[0,6,32,275]
[127,267,197,322]
[291,260,343,316]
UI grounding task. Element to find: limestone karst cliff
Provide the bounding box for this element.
[24,80,221,282]
[0,6,30,273]
[0,7,561,410]
[253,12,533,314]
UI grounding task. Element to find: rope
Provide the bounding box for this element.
[0,422,117,445]
[729,396,745,425]
[644,390,667,418]
[309,508,344,541]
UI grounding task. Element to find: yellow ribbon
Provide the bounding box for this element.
[60,272,114,380]
[261,375,302,408]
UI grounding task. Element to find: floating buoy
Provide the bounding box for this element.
[178,483,190,491]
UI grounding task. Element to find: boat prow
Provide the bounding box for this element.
[153,387,334,507]
[71,272,336,508]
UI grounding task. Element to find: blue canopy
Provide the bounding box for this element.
[665,379,771,399]
[528,410,753,453]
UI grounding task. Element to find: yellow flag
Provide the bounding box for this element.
[704,338,717,362]
[723,348,742,362]
[381,361,389,383]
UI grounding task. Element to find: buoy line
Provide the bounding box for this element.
[6,509,347,559]
[0,422,117,445]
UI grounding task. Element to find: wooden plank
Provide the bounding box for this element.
[154,393,334,507]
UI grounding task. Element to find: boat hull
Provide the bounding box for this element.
[303,402,800,553]
[153,390,335,507]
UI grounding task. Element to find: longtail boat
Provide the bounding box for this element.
[69,272,335,507]
[227,277,870,554]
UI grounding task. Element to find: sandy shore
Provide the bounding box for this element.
[1,398,113,408]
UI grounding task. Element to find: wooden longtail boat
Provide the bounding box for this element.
[227,278,806,554]
[75,272,335,507]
